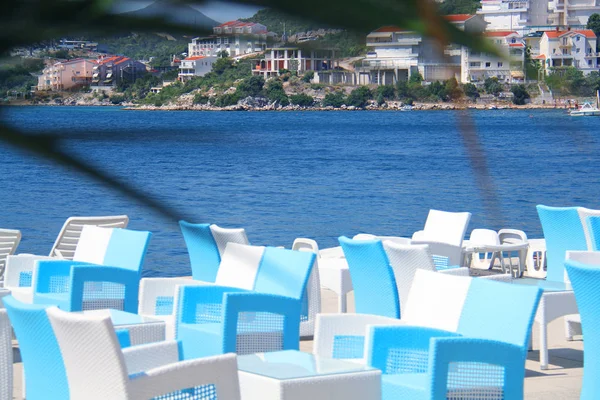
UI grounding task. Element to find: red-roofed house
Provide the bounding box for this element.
[463,31,525,83]
[92,55,146,87]
[178,55,217,82]
[188,20,272,58]
[540,29,599,73]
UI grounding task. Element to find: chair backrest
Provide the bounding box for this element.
[215,243,265,290]
[0,228,21,277]
[410,240,464,266]
[3,296,69,400]
[47,307,130,400]
[50,215,129,259]
[469,229,500,245]
[0,309,12,400]
[578,207,600,250]
[421,209,472,247]
[210,224,249,257]
[457,278,542,349]
[498,229,527,244]
[537,205,587,282]
[586,216,600,251]
[565,258,600,399]
[339,236,400,318]
[180,221,221,282]
[383,242,436,317]
[73,226,151,273]
[292,238,319,253]
[253,247,315,300]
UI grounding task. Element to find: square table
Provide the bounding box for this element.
[80,309,166,346]
[237,350,381,400]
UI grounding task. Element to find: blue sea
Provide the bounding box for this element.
[2,106,599,277]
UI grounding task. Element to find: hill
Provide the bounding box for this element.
[123,0,219,29]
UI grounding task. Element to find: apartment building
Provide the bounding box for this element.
[462,31,526,82]
[539,29,599,72]
[252,47,336,75]
[92,55,146,86]
[178,56,217,82]
[37,58,96,91]
[477,0,531,32]
[188,20,270,58]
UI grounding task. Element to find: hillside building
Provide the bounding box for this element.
[37,58,96,91]
[188,20,271,58]
[178,56,217,82]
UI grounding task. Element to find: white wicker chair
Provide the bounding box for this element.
[412,209,472,248]
[292,238,322,338]
[210,224,249,257]
[0,228,21,282]
[0,309,12,400]
[383,242,470,317]
[47,306,241,400]
[564,251,600,341]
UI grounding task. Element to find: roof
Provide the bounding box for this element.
[184,56,206,60]
[216,20,260,29]
[509,43,525,47]
[535,54,546,59]
[373,26,404,33]
[545,29,596,39]
[485,31,519,37]
[444,14,475,22]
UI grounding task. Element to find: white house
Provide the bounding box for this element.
[178,56,217,82]
[188,21,270,58]
[477,0,531,32]
[462,31,526,83]
[547,0,600,27]
[539,29,599,73]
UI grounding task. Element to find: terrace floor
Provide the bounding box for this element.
[10,288,583,399]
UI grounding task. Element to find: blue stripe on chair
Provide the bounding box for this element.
[332,335,365,359]
[103,228,152,273]
[253,247,315,300]
[19,271,32,287]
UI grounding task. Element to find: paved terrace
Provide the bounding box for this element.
[10,288,583,399]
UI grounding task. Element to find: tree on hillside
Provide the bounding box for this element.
[484,77,502,96]
[511,84,530,105]
[463,83,480,100]
[438,0,480,15]
[587,13,600,50]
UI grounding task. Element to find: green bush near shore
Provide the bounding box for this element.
[322,91,346,107]
[290,93,314,107]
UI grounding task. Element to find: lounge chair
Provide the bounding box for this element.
[0,228,21,282]
[47,306,241,400]
[291,238,322,338]
[0,309,11,400]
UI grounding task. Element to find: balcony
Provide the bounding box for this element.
[585,52,600,58]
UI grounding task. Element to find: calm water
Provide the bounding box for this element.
[2,106,599,276]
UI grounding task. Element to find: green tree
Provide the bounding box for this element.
[216,50,230,58]
[409,72,423,84]
[213,56,234,75]
[375,85,396,100]
[264,79,289,106]
[484,77,503,96]
[428,80,447,101]
[290,93,314,107]
[445,77,463,101]
[346,85,373,107]
[587,13,600,50]
[302,71,314,83]
[438,0,480,15]
[511,84,530,105]
[322,91,346,107]
[236,75,265,98]
[463,83,480,100]
[193,93,209,104]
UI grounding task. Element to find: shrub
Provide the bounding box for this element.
[236,75,265,98]
[264,79,289,106]
[375,85,395,100]
[290,93,314,107]
[213,92,240,107]
[109,94,125,104]
[484,77,503,96]
[463,83,480,100]
[445,78,463,101]
[346,86,373,108]
[322,91,346,107]
[511,84,530,105]
[302,71,315,83]
[193,93,209,104]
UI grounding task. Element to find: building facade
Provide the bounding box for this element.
[92,55,147,86]
[188,20,270,58]
[37,58,96,91]
[178,56,217,82]
[539,29,599,73]
[252,48,337,76]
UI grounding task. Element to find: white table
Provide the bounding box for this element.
[81,309,166,345]
[238,350,381,400]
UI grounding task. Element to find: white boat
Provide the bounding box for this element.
[400,105,413,111]
[570,91,600,116]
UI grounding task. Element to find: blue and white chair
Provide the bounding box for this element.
[31,226,151,312]
[176,244,315,359]
[365,270,542,400]
[565,256,600,400]
[0,308,12,400]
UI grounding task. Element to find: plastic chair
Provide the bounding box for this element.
[565,258,600,400]
[32,226,151,312]
[384,242,469,317]
[0,228,21,281]
[366,271,542,400]
[577,207,600,250]
[47,306,241,400]
[564,251,600,341]
[292,238,322,338]
[3,295,69,400]
[413,209,472,248]
[339,236,400,319]
[180,220,249,282]
[176,245,315,359]
[466,228,500,269]
[0,309,12,400]
[586,215,600,251]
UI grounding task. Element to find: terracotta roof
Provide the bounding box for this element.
[444,14,474,22]
[545,29,596,39]
[535,54,546,59]
[184,56,206,60]
[217,20,259,28]
[509,43,525,47]
[114,57,132,65]
[485,31,519,37]
[373,26,403,33]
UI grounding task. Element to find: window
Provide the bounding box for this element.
[498,61,503,67]
[589,60,593,66]
[576,36,580,41]
[486,62,491,67]
[577,48,580,53]
[562,48,568,55]
[470,62,481,67]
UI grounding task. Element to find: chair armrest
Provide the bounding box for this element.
[314,313,403,360]
[68,265,140,312]
[367,325,460,373]
[438,267,470,277]
[139,277,210,316]
[429,337,525,399]
[34,260,91,293]
[128,353,239,399]
[123,340,180,375]
[177,285,248,325]
[4,255,53,289]
[222,292,302,353]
